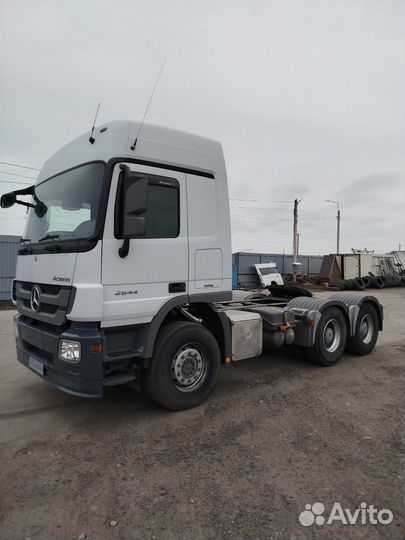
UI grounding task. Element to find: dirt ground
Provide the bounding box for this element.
[0,300,14,311]
[0,289,404,540]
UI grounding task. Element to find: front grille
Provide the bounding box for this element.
[21,298,59,314]
[15,281,72,327]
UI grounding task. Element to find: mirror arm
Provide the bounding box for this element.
[15,199,36,209]
[15,185,35,196]
[119,163,130,175]
[118,237,130,258]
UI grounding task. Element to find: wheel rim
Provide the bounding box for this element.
[323,319,341,353]
[359,314,374,344]
[171,343,209,392]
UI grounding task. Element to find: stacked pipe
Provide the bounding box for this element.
[335,274,405,291]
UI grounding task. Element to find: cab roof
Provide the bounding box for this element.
[37,120,226,182]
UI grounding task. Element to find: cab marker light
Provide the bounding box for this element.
[90,343,103,353]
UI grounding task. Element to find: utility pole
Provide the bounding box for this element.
[292,199,300,281]
[326,200,341,254]
[337,206,340,254]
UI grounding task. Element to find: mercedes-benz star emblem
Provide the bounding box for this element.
[30,286,41,312]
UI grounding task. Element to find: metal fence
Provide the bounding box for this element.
[232,251,323,288]
[1,241,325,296]
[0,235,19,300]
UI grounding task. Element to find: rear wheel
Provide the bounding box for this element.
[346,303,379,355]
[304,307,347,366]
[143,321,221,410]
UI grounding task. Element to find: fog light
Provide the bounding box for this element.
[59,340,81,363]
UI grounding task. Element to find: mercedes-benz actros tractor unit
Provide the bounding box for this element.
[1,121,383,410]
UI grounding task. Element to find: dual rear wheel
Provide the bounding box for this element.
[304,303,379,366]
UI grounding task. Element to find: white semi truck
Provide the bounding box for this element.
[1,121,383,410]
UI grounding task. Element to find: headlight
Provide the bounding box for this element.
[59,340,81,363]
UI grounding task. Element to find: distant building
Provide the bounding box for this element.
[0,235,20,300]
[319,251,405,284]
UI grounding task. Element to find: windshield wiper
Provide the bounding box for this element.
[38,233,62,252]
[38,234,60,243]
[19,237,33,254]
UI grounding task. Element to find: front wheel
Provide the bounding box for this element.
[346,303,379,355]
[143,321,221,410]
[304,307,347,366]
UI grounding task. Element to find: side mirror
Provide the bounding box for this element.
[122,176,148,222]
[118,164,148,258]
[1,186,47,217]
[1,192,16,208]
[35,201,48,218]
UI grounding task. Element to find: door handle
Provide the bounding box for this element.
[169,282,186,293]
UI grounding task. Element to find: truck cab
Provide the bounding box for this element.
[254,263,284,287]
[7,121,231,402]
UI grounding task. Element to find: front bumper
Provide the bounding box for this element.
[15,314,105,398]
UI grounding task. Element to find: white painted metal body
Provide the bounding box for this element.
[254,262,284,287]
[16,120,232,327]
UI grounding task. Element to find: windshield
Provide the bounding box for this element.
[259,267,278,275]
[24,162,105,244]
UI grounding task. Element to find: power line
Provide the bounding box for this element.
[230,198,294,203]
[231,206,336,218]
[297,217,334,221]
[231,215,292,221]
[0,170,37,179]
[232,205,296,210]
[0,179,32,186]
[0,161,40,171]
[231,214,334,221]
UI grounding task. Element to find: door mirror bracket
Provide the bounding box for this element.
[119,237,130,258]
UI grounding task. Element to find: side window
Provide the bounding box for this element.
[145,183,179,238]
[115,170,180,239]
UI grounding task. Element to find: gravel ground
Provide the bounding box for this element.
[0,288,404,540]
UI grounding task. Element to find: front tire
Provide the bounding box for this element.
[304,307,347,366]
[143,321,221,410]
[346,303,379,355]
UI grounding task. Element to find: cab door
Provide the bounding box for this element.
[101,162,188,327]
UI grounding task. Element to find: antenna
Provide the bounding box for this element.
[131,58,167,151]
[89,102,101,144]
